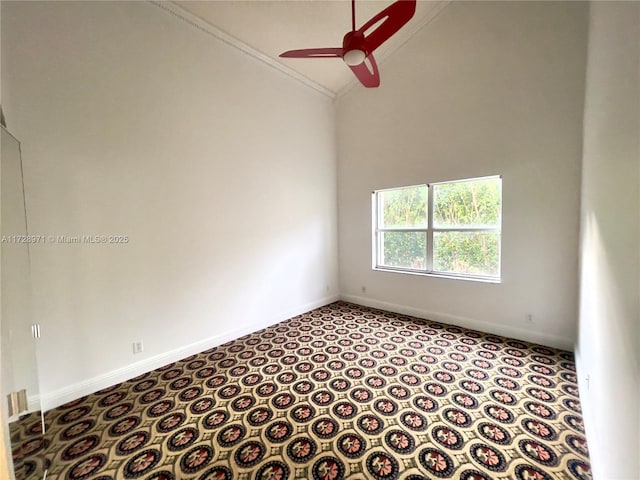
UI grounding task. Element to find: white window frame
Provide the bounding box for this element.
[372,175,502,283]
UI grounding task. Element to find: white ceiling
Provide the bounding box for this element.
[172,0,450,96]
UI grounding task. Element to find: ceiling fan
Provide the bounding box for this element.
[279,0,417,88]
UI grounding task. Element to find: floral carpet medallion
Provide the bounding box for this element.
[11,302,591,479]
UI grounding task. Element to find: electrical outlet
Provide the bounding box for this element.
[361,286,367,294]
[526,313,533,323]
[133,340,144,354]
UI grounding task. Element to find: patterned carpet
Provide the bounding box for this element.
[11,301,591,479]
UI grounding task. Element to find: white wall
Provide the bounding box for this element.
[336,1,588,349]
[1,1,338,409]
[576,2,640,478]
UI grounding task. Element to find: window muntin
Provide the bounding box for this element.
[373,176,501,281]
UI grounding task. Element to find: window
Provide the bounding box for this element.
[373,176,502,281]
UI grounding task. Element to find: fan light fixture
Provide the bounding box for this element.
[343,49,366,66]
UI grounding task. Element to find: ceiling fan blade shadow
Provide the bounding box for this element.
[279,48,343,58]
[358,0,417,53]
[349,53,380,88]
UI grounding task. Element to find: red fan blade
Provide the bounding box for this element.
[280,48,343,58]
[349,53,380,88]
[358,0,416,54]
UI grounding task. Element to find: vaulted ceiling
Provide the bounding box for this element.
[172,0,450,96]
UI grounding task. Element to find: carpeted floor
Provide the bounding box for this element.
[12,301,591,479]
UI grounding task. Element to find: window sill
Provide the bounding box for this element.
[373,266,501,284]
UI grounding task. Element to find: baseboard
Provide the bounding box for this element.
[39,294,340,411]
[38,292,571,411]
[340,294,574,351]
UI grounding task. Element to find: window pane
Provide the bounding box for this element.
[433,178,501,228]
[380,231,426,269]
[433,231,500,277]
[380,186,427,228]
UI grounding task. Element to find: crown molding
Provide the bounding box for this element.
[151,1,336,99]
[336,0,452,100]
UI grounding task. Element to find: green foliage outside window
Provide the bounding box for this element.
[382,231,426,269]
[376,177,501,278]
[433,231,500,276]
[379,186,427,268]
[433,179,501,228]
[381,186,427,228]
